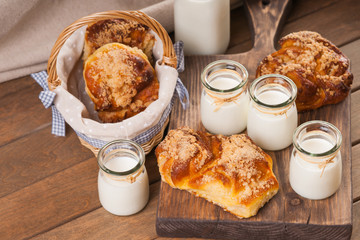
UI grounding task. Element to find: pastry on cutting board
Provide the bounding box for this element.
[256,31,353,111]
[155,126,279,218]
[83,42,159,123]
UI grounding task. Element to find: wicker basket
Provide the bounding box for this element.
[46,10,177,155]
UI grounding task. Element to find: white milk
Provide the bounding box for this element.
[257,90,290,104]
[290,138,342,200]
[174,0,230,55]
[98,156,149,216]
[247,89,298,151]
[201,76,249,135]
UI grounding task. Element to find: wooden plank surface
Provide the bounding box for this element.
[0,0,359,239]
[353,144,360,201]
[31,181,161,240]
[157,0,355,239]
[227,0,341,53]
[280,0,360,42]
[351,91,360,145]
[0,76,51,146]
[158,52,353,237]
[0,157,98,239]
[227,0,360,55]
[342,39,360,91]
[353,201,360,238]
[0,126,93,197]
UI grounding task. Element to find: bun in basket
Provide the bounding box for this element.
[83,42,159,123]
[155,127,279,218]
[83,18,155,64]
[256,31,353,111]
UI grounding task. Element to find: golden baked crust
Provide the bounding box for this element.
[155,127,279,218]
[83,18,155,64]
[83,42,159,123]
[256,31,353,111]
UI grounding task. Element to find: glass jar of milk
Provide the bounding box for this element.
[247,74,298,151]
[174,0,230,55]
[97,140,149,216]
[200,60,249,135]
[290,120,342,200]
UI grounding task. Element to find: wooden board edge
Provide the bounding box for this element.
[156,179,353,239]
[156,217,353,240]
[285,223,353,240]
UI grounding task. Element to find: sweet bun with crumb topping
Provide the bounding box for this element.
[155,126,279,218]
[256,31,353,111]
[83,18,155,64]
[83,42,159,123]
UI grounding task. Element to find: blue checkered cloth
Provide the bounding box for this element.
[31,71,66,136]
[174,41,189,110]
[31,41,188,149]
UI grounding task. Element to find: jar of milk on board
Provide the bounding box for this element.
[97,140,149,216]
[247,74,298,151]
[200,60,249,135]
[289,120,342,200]
[174,0,230,55]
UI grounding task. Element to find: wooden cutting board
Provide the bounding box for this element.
[156,0,352,239]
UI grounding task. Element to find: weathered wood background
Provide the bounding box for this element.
[156,1,353,239]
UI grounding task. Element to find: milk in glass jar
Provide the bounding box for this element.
[174,0,230,55]
[247,74,298,151]
[289,120,342,200]
[97,140,149,216]
[200,60,249,135]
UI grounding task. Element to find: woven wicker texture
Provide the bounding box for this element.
[47,10,176,155]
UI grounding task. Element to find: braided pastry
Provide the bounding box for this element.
[256,31,353,111]
[155,127,279,218]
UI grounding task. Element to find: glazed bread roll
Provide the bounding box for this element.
[256,31,353,111]
[155,127,279,218]
[83,42,159,123]
[83,18,155,64]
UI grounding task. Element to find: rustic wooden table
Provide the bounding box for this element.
[0,0,359,239]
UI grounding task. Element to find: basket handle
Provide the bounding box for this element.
[47,10,177,90]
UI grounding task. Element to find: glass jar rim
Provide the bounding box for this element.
[249,74,297,109]
[293,120,342,158]
[201,60,248,93]
[97,139,145,176]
